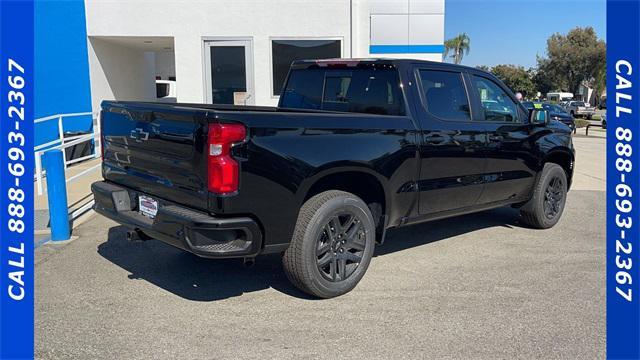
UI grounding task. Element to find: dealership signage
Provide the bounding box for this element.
[0,0,35,359]
[607,0,640,358]
[0,0,638,358]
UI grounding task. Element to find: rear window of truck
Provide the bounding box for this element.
[280,67,406,116]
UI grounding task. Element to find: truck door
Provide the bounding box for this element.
[467,73,537,204]
[414,67,487,215]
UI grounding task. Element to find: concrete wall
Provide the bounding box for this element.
[85,0,444,109]
[87,38,157,112]
[367,0,444,60]
[155,51,176,80]
[86,0,352,107]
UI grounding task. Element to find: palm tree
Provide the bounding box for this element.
[444,33,471,64]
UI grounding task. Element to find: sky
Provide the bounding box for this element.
[444,0,606,69]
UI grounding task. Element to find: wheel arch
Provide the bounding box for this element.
[298,166,390,243]
[543,148,574,189]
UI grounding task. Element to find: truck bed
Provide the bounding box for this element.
[99,100,416,249]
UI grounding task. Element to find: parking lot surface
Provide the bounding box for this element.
[36,136,605,359]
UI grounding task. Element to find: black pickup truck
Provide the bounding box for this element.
[92,59,574,298]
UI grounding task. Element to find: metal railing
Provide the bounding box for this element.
[34,112,100,192]
[34,112,101,195]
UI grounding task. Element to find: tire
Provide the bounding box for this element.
[282,190,376,298]
[587,114,592,120]
[520,163,568,229]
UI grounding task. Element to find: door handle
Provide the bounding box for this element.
[424,134,446,144]
[488,134,504,142]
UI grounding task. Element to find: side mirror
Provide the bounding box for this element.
[530,109,549,125]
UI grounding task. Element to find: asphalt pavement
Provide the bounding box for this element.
[35,136,605,359]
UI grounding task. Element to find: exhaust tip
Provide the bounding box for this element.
[126,229,149,242]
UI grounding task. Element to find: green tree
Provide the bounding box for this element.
[489,64,536,98]
[444,33,471,64]
[590,59,607,107]
[532,58,558,96]
[536,27,606,96]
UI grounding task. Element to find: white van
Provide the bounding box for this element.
[546,92,573,103]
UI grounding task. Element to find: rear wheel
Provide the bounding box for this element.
[283,190,375,298]
[520,163,568,229]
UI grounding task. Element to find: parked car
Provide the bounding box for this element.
[522,102,575,131]
[599,95,607,110]
[565,100,595,119]
[92,59,575,298]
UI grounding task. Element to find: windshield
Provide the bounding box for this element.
[542,103,566,113]
[572,101,586,107]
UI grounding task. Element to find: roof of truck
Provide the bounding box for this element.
[291,58,479,72]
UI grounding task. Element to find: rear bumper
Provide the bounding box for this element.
[91,181,262,258]
[575,109,595,116]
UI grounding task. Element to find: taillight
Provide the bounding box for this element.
[207,123,246,194]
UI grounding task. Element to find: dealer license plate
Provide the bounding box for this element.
[138,195,158,218]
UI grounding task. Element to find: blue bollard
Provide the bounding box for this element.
[44,150,70,241]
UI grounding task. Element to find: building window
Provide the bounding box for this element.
[271,39,341,96]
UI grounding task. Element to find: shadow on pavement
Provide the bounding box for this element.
[375,206,521,256]
[97,206,523,301]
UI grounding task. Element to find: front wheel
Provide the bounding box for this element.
[519,163,568,229]
[282,190,375,298]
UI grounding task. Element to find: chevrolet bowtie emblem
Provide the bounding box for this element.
[130,128,150,142]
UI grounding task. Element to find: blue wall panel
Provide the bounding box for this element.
[34,0,92,146]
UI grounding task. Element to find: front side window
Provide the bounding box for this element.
[271,39,341,96]
[280,67,405,116]
[472,75,520,122]
[419,70,471,121]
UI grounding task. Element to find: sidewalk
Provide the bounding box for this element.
[34,157,102,234]
[573,125,606,139]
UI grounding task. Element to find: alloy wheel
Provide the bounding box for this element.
[315,211,367,282]
[543,177,564,219]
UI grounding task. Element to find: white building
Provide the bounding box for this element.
[84,0,445,111]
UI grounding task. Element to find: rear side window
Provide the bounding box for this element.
[419,70,471,121]
[280,67,405,116]
[278,69,325,110]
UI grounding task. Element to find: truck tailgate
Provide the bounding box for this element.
[100,101,209,210]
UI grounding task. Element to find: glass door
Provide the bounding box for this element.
[204,40,254,105]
